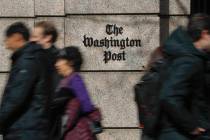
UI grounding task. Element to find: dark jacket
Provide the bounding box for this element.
[43,45,63,140]
[0,42,50,140]
[44,45,60,115]
[44,45,60,95]
[160,27,210,135]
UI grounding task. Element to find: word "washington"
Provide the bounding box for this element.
[83,35,141,50]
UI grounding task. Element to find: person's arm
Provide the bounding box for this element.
[50,87,75,114]
[65,98,81,129]
[70,74,93,113]
[0,58,38,131]
[160,57,202,134]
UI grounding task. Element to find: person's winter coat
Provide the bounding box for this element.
[0,42,50,140]
[49,73,99,140]
[57,72,94,113]
[159,27,210,139]
[63,97,100,140]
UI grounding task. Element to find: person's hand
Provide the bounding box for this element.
[191,127,206,135]
[139,124,144,129]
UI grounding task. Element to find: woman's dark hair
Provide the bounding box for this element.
[187,13,210,42]
[5,22,30,41]
[57,46,83,72]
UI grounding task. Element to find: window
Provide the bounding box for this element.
[191,0,210,15]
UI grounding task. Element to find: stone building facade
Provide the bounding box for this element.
[0,0,190,139]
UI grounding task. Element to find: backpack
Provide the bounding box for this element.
[134,51,170,137]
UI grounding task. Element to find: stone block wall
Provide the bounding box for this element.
[0,0,190,139]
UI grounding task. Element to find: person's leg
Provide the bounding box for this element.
[93,135,98,140]
[142,134,156,140]
[4,131,48,140]
[158,130,190,140]
[195,135,210,140]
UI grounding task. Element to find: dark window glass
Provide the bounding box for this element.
[191,0,210,15]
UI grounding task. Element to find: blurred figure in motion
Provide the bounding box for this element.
[159,13,210,140]
[31,21,60,93]
[31,21,61,139]
[0,22,50,140]
[134,13,210,140]
[51,46,102,140]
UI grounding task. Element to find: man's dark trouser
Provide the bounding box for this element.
[141,128,189,140]
[141,134,156,140]
[158,128,190,140]
[158,128,210,140]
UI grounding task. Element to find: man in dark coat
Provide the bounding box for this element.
[31,21,61,140]
[0,22,50,140]
[31,21,60,92]
[159,14,210,140]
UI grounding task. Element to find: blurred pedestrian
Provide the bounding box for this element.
[51,46,102,140]
[0,22,50,140]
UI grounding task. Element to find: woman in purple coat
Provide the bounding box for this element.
[55,46,94,114]
[51,46,102,140]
